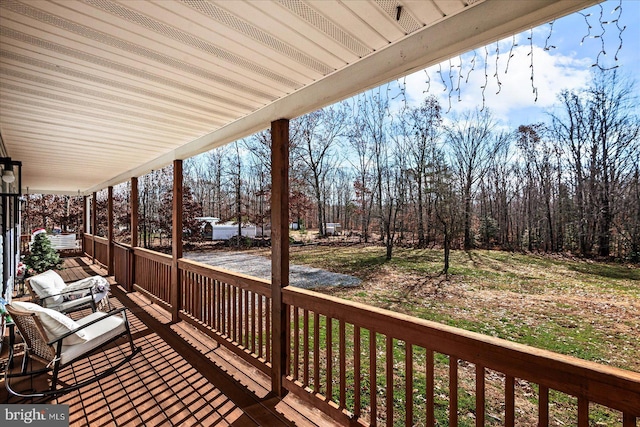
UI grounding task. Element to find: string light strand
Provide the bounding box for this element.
[528,29,538,102]
[494,41,502,95]
[505,35,517,74]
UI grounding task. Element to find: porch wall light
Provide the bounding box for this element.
[2,169,15,183]
[0,157,22,196]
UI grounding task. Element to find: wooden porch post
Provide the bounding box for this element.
[129,177,138,292]
[91,192,97,264]
[81,195,87,254]
[107,186,114,275]
[271,118,289,397]
[171,160,183,323]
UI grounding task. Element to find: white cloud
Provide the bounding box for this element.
[396,40,593,126]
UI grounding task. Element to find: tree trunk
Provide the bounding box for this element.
[463,190,472,250]
[442,228,450,276]
[417,173,426,247]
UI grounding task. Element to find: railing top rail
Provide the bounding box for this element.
[178,258,271,296]
[283,286,640,414]
[133,247,173,265]
[113,242,132,250]
[92,235,108,244]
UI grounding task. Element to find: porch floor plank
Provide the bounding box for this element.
[2,257,340,427]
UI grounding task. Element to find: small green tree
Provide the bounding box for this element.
[23,233,63,274]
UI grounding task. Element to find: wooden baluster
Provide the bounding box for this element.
[426,350,434,426]
[209,277,214,326]
[265,297,271,363]
[539,385,549,426]
[226,283,231,337]
[326,317,333,401]
[234,286,239,343]
[199,275,204,324]
[186,272,192,315]
[251,292,256,354]
[182,271,188,313]
[285,305,291,377]
[197,273,201,320]
[208,277,216,329]
[244,290,249,348]
[303,309,309,387]
[370,329,377,427]
[196,274,201,322]
[339,320,346,409]
[257,294,263,358]
[577,397,589,427]
[354,326,361,419]
[314,312,320,394]
[386,336,393,427]
[215,280,220,332]
[476,364,485,427]
[241,290,245,347]
[505,375,515,427]
[294,306,300,381]
[405,343,413,427]
[449,357,458,427]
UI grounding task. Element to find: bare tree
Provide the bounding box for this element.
[445,108,507,250]
[552,70,640,257]
[401,95,442,247]
[293,103,348,236]
[348,92,383,242]
[517,124,557,252]
[433,153,460,276]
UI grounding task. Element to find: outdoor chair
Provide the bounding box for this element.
[4,301,140,398]
[25,270,111,314]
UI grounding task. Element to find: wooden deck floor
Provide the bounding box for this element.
[2,258,338,427]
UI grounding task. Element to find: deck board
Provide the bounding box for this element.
[2,258,340,427]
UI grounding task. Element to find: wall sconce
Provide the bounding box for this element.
[0,157,22,196]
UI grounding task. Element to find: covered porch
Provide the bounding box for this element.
[1,0,639,425]
[3,257,337,426]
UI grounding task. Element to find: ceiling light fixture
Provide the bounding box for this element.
[0,157,22,196]
[2,169,15,183]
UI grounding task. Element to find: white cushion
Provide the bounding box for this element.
[29,270,66,305]
[50,295,94,312]
[60,311,126,365]
[11,301,87,345]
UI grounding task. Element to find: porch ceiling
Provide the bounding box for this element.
[0,0,598,195]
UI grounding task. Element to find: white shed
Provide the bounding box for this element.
[197,217,258,241]
[324,223,342,236]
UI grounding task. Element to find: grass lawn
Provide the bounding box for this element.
[281,244,639,373]
[249,243,639,425]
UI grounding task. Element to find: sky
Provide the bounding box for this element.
[388,0,640,128]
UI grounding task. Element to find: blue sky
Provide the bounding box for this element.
[395,0,640,128]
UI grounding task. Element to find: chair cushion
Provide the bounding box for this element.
[51,295,94,312]
[60,311,127,365]
[11,301,87,345]
[28,270,66,305]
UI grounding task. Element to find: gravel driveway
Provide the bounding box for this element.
[185,251,361,289]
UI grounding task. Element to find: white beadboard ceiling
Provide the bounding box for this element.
[0,0,599,195]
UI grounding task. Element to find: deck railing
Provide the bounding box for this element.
[133,247,172,308]
[178,259,272,373]
[113,242,131,289]
[93,235,109,267]
[282,287,640,426]
[81,243,639,425]
[83,234,93,258]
